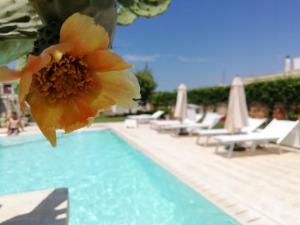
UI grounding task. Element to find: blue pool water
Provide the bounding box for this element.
[0,130,240,225]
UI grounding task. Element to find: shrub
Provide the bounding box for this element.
[150,76,300,119]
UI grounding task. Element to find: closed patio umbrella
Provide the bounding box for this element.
[174,84,187,122]
[225,77,249,133]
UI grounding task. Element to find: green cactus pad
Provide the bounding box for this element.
[125,0,171,17]
[117,0,135,7]
[117,7,137,25]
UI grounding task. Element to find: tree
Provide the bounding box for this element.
[135,65,157,106]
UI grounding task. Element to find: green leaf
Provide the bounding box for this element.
[0,38,34,66]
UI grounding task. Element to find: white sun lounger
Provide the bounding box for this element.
[196,117,267,145]
[128,110,164,123]
[150,119,181,129]
[166,113,223,134]
[150,114,203,130]
[213,119,300,158]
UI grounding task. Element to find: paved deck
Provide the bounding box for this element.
[105,122,300,225]
[0,188,68,225]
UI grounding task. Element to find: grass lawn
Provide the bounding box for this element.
[93,115,126,123]
[215,121,225,128]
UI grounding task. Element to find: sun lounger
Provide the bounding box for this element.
[150,118,189,130]
[150,119,180,129]
[150,114,203,130]
[213,119,300,158]
[196,117,267,145]
[128,110,164,123]
[166,112,223,134]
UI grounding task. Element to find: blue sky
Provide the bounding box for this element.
[114,0,300,91]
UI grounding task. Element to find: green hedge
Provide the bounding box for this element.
[188,86,229,106]
[150,91,176,107]
[150,76,300,111]
[245,77,300,107]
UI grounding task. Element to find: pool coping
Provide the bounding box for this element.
[109,126,281,225]
[0,126,107,138]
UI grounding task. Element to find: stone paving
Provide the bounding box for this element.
[106,122,300,225]
[0,188,68,225]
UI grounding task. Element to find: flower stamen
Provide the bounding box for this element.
[31,54,94,104]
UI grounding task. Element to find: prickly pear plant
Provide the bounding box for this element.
[0,0,41,39]
[117,7,137,25]
[0,0,41,65]
[0,0,172,65]
[118,0,171,25]
[117,0,172,25]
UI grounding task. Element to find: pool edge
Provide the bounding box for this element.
[109,126,280,225]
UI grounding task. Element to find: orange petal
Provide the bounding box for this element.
[18,55,51,111]
[0,53,50,83]
[19,74,32,111]
[0,54,50,83]
[63,120,89,134]
[85,50,132,72]
[88,92,115,112]
[94,70,140,108]
[0,67,21,81]
[60,13,109,56]
[27,92,63,147]
[23,55,51,75]
[59,98,97,133]
[81,83,115,113]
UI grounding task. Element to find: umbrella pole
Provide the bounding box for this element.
[177,119,188,135]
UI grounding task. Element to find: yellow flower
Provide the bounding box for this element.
[0,13,140,147]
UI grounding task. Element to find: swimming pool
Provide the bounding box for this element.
[0,130,240,225]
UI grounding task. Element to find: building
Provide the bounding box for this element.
[243,56,300,84]
[285,56,300,72]
[0,82,19,116]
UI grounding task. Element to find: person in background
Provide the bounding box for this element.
[7,112,24,135]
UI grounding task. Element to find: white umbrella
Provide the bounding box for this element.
[225,77,249,133]
[174,84,188,122]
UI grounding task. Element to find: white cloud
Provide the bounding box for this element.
[123,54,208,64]
[177,56,207,63]
[123,54,160,62]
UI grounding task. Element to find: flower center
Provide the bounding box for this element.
[31,54,94,103]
